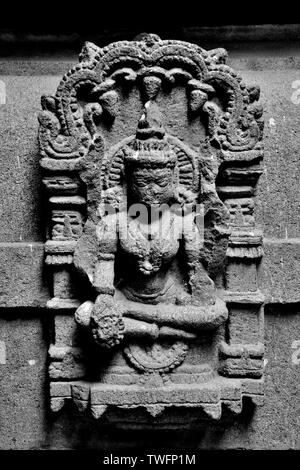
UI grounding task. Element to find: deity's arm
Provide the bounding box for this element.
[198,157,231,281]
[93,211,119,294]
[74,211,118,295]
[181,210,216,305]
[122,296,228,331]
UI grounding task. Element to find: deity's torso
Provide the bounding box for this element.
[116,209,187,304]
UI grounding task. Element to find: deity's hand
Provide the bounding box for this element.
[75,295,125,348]
[75,295,198,347]
[91,295,126,348]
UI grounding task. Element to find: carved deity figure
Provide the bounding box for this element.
[39,34,264,417]
[74,99,229,370]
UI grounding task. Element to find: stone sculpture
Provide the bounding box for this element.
[39,33,264,424]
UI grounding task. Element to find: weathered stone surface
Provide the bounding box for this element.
[260,239,300,303]
[252,70,300,240]
[0,308,296,449]
[2,238,298,307]
[0,76,61,242]
[0,69,298,245]
[0,315,48,449]
[0,28,299,449]
[201,307,300,449]
[0,64,299,246]
[0,242,49,307]
[37,33,264,424]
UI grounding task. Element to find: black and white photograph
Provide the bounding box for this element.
[0,5,299,461]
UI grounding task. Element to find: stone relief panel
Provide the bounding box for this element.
[39,33,264,425]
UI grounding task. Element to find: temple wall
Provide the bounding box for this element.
[0,26,299,449]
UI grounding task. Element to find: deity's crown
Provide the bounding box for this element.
[124,101,176,168]
[125,139,176,168]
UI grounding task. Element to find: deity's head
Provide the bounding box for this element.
[102,101,197,212]
[125,140,177,207]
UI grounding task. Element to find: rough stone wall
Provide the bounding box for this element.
[0,27,299,449]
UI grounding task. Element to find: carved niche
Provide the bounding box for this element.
[39,34,264,425]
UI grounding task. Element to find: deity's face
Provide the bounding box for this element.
[129,165,175,207]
